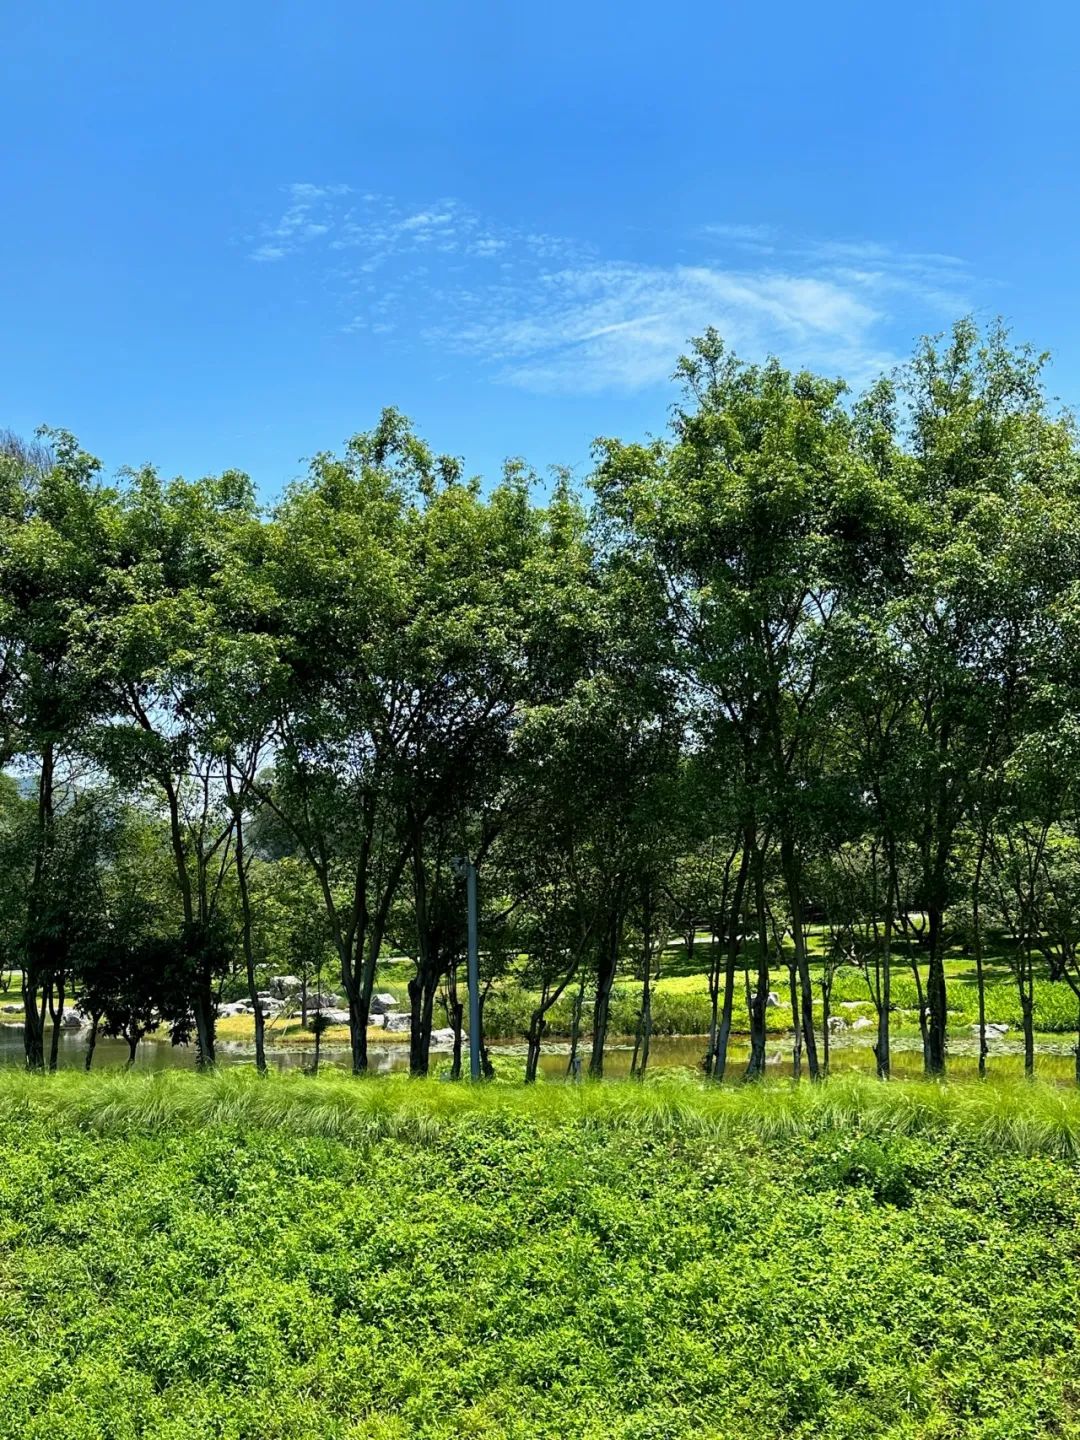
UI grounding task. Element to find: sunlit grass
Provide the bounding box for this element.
[2,1067,1079,1157]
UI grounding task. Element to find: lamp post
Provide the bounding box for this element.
[451,855,481,1080]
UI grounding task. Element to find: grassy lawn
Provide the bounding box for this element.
[0,1070,1078,1438]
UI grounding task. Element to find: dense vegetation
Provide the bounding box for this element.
[0,1070,1077,1438]
[4,317,1080,1082]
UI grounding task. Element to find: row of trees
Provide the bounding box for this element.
[4,319,1080,1082]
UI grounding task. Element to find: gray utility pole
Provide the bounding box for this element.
[452,856,482,1080]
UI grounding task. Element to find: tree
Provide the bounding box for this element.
[596,331,902,1079]
[885,320,1079,1073]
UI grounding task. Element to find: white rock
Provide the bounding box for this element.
[371,993,399,1014]
[851,1017,874,1031]
[430,1027,457,1047]
[383,1011,411,1033]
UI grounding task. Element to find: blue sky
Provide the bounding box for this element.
[3,0,1079,496]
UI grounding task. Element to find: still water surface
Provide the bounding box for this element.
[3,1023,1076,1081]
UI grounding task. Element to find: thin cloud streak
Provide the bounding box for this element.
[246,186,978,393]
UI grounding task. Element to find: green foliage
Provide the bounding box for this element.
[5,322,1080,1079]
[0,1072,1079,1437]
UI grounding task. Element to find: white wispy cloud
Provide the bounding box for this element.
[247,186,977,392]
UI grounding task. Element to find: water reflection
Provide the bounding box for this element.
[1,1023,1076,1083]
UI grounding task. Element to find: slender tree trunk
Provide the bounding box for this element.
[408,966,440,1077]
[1021,961,1035,1079]
[631,887,654,1080]
[908,954,930,1074]
[47,981,64,1073]
[126,1031,139,1068]
[589,910,622,1078]
[346,985,369,1074]
[566,973,585,1080]
[926,899,948,1076]
[524,1006,546,1083]
[821,972,831,1077]
[23,973,46,1072]
[449,998,463,1079]
[24,744,56,1072]
[745,841,770,1081]
[350,850,409,1075]
[973,835,988,1079]
[875,908,892,1081]
[84,1016,99,1072]
[714,846,750,1083]
[478,987,495,1079]
[788,961,801,1081]
[228,783,265,1076]
[780,835,819,1080]
[407,824,435,1077]
[705,928,721,1078]
[192,984,216,1070]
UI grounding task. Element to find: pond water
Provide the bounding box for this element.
[2,1022,1077,1082]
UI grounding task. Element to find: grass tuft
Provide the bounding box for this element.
[1,1066,1078,1156]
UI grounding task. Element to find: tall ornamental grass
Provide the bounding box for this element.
[3,1067,1079,1157]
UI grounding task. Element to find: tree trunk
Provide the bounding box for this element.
[744,842,770,1080]
[84,1016,99,1072]
[1021,973,1034,1079]
[788,961,801,1081]
[874,907,892,1081]
[192,984,216,1069]
[925,900,948,1076]
[228,784,265,1076]
[714,847,750,1082]
[705,929,721,1078]
[478,988,495,1079]
[566,974,585,1080]
[47,979,64,1073]
[973,837,988,1079]
[589,911,622,1078]
[780,835,819,1080]
[449,997,463,1080]
[23,978,46,1071]
[408,965,439,1077]
[907,953,930,1073]
[524,1007,546,1084]
[821,973,831,1077]
[631,888,654,1080]
[24,744,56,1072]
[126,1031,139,1068]
[347,986,369,1074]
